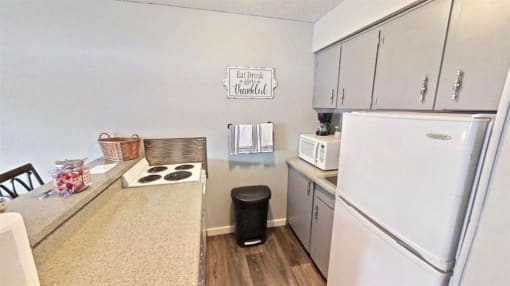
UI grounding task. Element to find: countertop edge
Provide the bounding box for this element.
[286,157,337,195]
[6,157,143,247]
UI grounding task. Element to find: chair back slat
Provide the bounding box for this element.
[0,185,17,198]
[0,163,44,198]
[12,177,32,191]
[27,171,35,189]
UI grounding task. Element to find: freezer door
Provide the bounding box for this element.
[338,113,490,271]
[327,198,450,286]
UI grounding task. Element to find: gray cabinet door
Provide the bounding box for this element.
[287,167,314,251]
[310,186,335,277]
[435,0,510,111]
[372,0,451,110]
[337,29,380,110]
[313,44,341,109]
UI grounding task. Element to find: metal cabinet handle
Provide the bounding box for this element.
[307,181,312,196]
[330,88,335,104]
[340,88,345,105]
[314,205,319,220]
[419,76,428,103]
[452,70,464,101]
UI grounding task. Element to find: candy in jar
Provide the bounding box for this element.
[53,159,91,196]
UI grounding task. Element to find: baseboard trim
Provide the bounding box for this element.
[207,218,287,237]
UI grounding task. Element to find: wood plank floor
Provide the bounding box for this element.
[206,226,326,286]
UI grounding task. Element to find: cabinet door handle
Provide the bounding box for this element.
[307,181,312,196]
[314,205,319,220]
[340,88,345,105]
[330,88,335,104]
[419,76,428,103]
[452,70,464,101]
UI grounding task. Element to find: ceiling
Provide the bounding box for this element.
[121,0,344,22]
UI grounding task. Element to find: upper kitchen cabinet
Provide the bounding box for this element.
[435,0,510,111]
[372,0,451,110]
[313,44,341,109]
[337,29,380,110]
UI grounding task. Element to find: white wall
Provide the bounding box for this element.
[313,0,420,51]
[0,0,316,229]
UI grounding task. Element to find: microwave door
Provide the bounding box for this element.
[300,138,319,165]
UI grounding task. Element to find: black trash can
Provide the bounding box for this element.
[231,185,271,247]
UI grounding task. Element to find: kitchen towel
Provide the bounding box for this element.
[237,124,255,153]
[257,123,274,153]
[0,213,40,286]
[229,122,274,155]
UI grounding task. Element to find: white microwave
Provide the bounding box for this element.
[298,134,341,170]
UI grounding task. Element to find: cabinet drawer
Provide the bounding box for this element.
[315,185,335,209]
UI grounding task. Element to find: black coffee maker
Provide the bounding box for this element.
[316,113,332,136]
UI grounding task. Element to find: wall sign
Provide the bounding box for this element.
[223,66,277,99]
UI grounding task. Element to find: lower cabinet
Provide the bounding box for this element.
[287,167,314,251]
[310,185,335,277]
[287,166,336,278]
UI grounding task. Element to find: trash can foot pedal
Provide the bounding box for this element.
[244,239,262,246]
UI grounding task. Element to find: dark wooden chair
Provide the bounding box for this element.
[0,163,44,198]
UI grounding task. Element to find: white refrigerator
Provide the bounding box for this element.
[327,112,493,286]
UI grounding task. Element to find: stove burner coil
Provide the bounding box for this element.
[175,164,195,170]
[164,171,192,181]
[147,166,169,173]
[138,174,162,183]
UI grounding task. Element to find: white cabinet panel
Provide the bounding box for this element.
[458,78,510,285]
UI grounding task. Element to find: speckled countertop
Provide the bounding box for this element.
[4,157,204,285]
[32,179,204,285]
[286,157,338,195]
[5,157,142,247]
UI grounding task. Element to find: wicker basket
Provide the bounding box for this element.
[98,133,141,161]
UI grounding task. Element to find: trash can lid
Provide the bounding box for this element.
[231,185,271,204]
